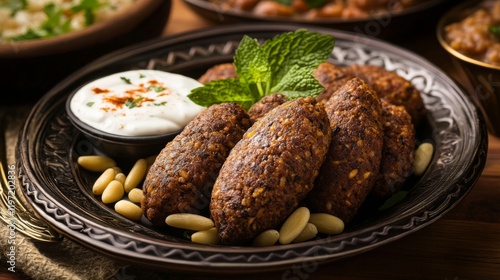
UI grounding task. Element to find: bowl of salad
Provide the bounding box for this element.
[0,0,171,102]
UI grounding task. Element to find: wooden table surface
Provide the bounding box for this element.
[3,0,500,279]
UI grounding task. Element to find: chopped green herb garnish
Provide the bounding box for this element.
[71,0,104,26]
[187,29,335,110]
[125,97,144,109]
[489,25,500,37]
[86,102,95,107]
[153,101,168,106]
[148,85,166,92]
[121,77,132,84]
[10,3,71,41]
[139,74,146,78]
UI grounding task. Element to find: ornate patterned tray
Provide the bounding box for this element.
[17,24,488,273]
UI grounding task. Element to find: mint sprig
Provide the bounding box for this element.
[187,29,335,110]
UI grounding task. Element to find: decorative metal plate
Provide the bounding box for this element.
[17,24,488,273]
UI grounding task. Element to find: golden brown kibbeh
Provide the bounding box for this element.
[211,97,331,245]
[141,103,251,225]
[306,77,384,223]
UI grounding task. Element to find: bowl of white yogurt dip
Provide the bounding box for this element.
[66,69,206,162]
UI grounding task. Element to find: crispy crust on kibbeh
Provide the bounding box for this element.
[141,103,251,225]
[306,77,384,223]
[210,97,331,245]
[247,93,288,123]
[370,99,416,201]
[341,64,426,124]
[198,63,237,84]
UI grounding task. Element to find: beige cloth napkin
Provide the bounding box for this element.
[0,106,122,280]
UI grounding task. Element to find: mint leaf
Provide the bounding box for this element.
[234,35,271,98]
[271,65,324,99]
[188,30,335,109]
[262,29,335,89]
[188,79,255,110]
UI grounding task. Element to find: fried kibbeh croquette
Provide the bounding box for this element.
[313,62,354,102]
[210,97,332,245]
[306,78,384,223]
[141,103,251,225]
[370,99,416,201]
[198,63,238,84]
[247,93,288,123]
[341,64,426,124]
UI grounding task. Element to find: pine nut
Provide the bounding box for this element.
[292,223,318,243]
[128,188,143,203]
[413,142,434,176]
[77,155,116,172]
[115,200,143,221]
[92,168,116,195]
[191,228,220,245]
[124,159,147,192]
[279,207,310,245]
[309,213,344,235]
[114,173,126,185]
[252,229,280,247]
[165,213,214,231]
[101,180,125,204]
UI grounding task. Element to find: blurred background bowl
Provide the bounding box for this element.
[437,0,500,137]
[184,0,455,39]
[1,0,171,103]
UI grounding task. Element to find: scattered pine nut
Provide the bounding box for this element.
[279,207,310,245]
[165,213,214,231]
[128,188,143,203]
[124,159,148,192]
[293,223,318,243]
[191,228,220,245]
[101,180,125,204]
[115,200,143,221]
[77,155,116,172]
[92,168,116,195]
[309,213,344,235]
[413,142,434,176]
[252,229,280,247]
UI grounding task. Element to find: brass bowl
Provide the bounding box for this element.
[437,0,500,137]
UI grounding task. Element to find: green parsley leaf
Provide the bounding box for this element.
[86,102,95,107]
[139,74,146,78]
[489,25,500,37]
[120,77,132,84]
[187,30,335,109]
[153,101,168,106]
[148,85,166,92]
[71,0,104,26]
[125,97,144,109]
[10,3,71,41]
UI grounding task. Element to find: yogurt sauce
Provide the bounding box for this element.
[70,70,206,136]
